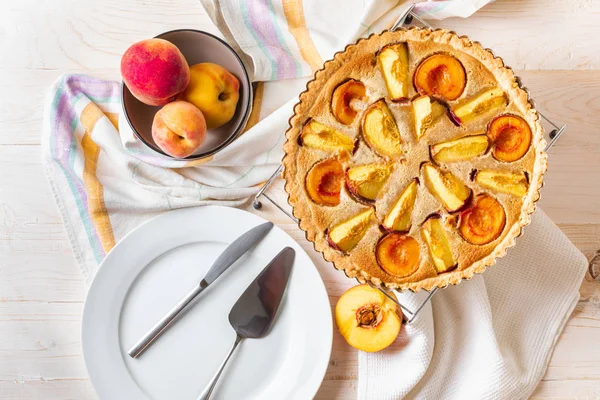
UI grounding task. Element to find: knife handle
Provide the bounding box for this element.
[127,280,208,358]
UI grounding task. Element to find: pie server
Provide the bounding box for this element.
[197,246,295,400]
[127,221,274,358]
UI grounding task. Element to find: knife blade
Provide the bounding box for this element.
[197,247,295,400]
[127,221,273,358]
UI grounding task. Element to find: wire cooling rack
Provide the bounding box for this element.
[252,5,568,323]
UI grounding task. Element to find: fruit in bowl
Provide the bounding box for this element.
[335,284,402,352]
[151,101,207,158]
[121,39,190,106]
[179,63,240,129]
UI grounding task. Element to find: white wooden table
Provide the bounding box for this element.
[1,0,599,398]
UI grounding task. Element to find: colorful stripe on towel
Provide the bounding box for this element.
[48,75,121,263]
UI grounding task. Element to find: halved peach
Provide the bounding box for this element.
[332,79,367,125]
[382,179,418,232]
[452,88,507,124]
[414,54,466,101]
[335,284,402,352]
[305,158,344,206]
[376,233,420,278]
[327,208,374,252]
[475,169,529,196]
[421,215,456,274]
[458,194,506,245]
[487,114,532,162]
[422,163,472,212]
[430,134,489,163]
[362,99,403,158]
[412,95,447,140]
[378,43,409,101]
[300,119,355,153]
[346,163,393,203]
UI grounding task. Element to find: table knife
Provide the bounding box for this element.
[127,221,274,358]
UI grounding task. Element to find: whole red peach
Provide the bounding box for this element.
[121,39,190,106]
[152,101,206,158]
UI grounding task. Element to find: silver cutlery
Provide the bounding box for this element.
[197,246,295,400]
[127,221,274,358]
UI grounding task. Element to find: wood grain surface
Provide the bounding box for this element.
[0,0,599,398]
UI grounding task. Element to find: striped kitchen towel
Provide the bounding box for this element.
[42,74,294,281]
[201,0,493,82]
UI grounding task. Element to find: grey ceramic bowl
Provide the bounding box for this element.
[122,29,252,161]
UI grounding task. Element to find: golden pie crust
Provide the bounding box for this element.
[282,28,547,292]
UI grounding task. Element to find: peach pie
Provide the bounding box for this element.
[283,29,547,291]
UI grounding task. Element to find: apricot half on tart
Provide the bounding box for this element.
[376,233,421,278]
[474,169,529,197]
[414,54,466,101]
[327,208,374,252]
[487,114,532,162]
[362,99,403,158]
[430,134,489,164]
[378,43,409,101]
[382,179,418,232]
[332,79,367,125]
[421,215,456,274]
[412,95,447,140]
[306,158,344,206]
[452,87,507,124]
[335,284,402,352]
[459,194,507,245]
[422,163,472,212]
[300,119,355,153]
[346,163,393,203]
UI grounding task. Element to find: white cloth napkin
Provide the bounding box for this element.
[359,209,588,399]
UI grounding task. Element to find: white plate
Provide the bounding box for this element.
[82,206,333,400]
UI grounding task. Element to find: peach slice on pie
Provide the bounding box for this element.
[430,134,489,163]
[459,194,506,245]
[305,158,344,206]
[300,119,355,153]
[382,179,418,232]
[421,215,456,274]
[487,114,532,162]
[331,79,367,125]
[362,99,403,158]
[346,163,393,203]
[378,43,409,101]
[412,95,447,140]
[422,163,472,212]
[414,54,466,101]
[335,284,402,352]
[327,208,374,252]
[475,169,529,197]
[452,88,507,124]
[376,233,421,278]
